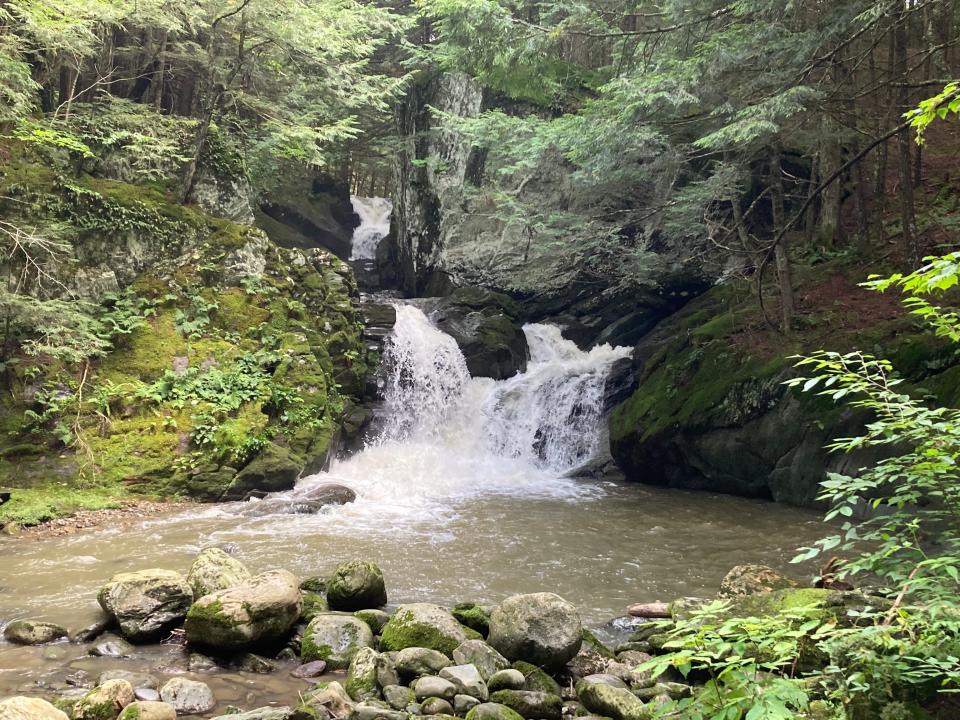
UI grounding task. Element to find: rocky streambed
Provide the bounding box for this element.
[0,549,884,720]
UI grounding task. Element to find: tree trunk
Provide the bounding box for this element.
[770,150,794,335]
[894,16,919,266]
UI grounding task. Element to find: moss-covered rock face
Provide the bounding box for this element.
[187,547,252,598]
[0,148,371,526]
[2,620,68,645]
[608,279,960,506]
[73,679,136,720]
[379,603,468,655]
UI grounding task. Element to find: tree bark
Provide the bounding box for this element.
[894,15,919,266]
[770,149,794,335]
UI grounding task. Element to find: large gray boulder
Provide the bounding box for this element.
[326,560,387,611]
[575,679,651,720]
[160,677,216,715]
[301,613,375,669]
[97,569,193,641]
[187,547,252,598]
[184,569,301,649]
[395,647,453,680]
[0,697,69,720]
[380,603,467,654]
[487,593,582,670]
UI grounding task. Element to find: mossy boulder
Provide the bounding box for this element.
[452,603,492,636]
[575,679,651,720]
[222,443,303,501]
[302,592,329,622]
[184,569,301,649]
[158,678,215,715]
[345,647,382,701]
[187,547,252,598]
[97,569,193,642]
[488,691,562,720]
[719,564,797,597]
[465,702,525,720]
[326,560,387,611]
[116,702,176,720]
[395,646,454,681]
[488,593,582,670]
[511,661,562,695]
[453,640,510,681]
[301,613,375,669]
[2,619,68,645]
[354,608,391,634]
[74,679,136,720]
[380,603,468,655]
[0,697,69,720]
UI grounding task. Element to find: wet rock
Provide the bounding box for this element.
[71,618,112,644]
[464,702,525,720]
[188,652,220,673]
[346,647,382,701]
[300,576,327,593]
[453,641,509,681]
[159,677,216,715]
[380,603,467,654]
[487,669,525,692]
[488,593,582,670]
[222,443,303,500]
[97,671,157,690]
[383,685,415,711]
[454,695,481,715]
[396,647,452,680]
[718,564,797,597]
[451,603,491,636]
[97,569,193,642]
[299,681,354,720]
[238,652,277,674]
[625,603,670,619]
[134,690,160,703]
[355,609,390,634]
[74,679,136,720]
[512,661,562,695]
[210,708,293,720]
[0,697,69,720]
[301,613,375,669]
[440,664,488,701]
[575,679,651,720]
[488,691,562,720]
[184,569,301,649]
[302,591,329,622]
[579,674,627,690]
[89,635,135,658]
[187,547,252,598]
[326,560,387,611]
[420,698,454,716]
[424,288,529,380]
[237,483,356,517]
[117,701,177,720]
[291,660,328,678]
[413,676,458,701]
[301,483,358,507]
[3,620,68,645]
[347,704,406,720]
[376,652,400,688]
[563,701,588,717]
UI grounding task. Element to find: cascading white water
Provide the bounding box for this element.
[350,196,393,260]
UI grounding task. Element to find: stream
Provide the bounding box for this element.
[0,205,828,703]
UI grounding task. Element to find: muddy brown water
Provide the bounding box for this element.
[0,480,827,709]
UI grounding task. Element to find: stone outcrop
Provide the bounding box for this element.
[98,570,193,642]
[487,593,582,670]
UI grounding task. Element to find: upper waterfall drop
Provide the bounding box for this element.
[350,196,393,260]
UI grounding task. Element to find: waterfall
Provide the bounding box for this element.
[350,196,393,260]
[375,305,631,473]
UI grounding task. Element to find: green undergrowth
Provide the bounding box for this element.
[0,149,370,527]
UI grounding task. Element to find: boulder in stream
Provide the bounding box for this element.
[452,640,509,681]
[236,483,357,518]
[2,620,67,645]
[488,593,582,670]
[326,560,387,611]
[301,613,375,669]
[575,678,651,720]
[0,697,69,720]
[74,679,136,720]
[718,564,797,597]
[184,569,301,649]
[187,547,252,598]
[464,702,525,720]
[159,678,216,715]
[380,603,467,655]
[117,701,177,720]
[97,569,193,642]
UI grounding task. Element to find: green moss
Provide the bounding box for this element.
[379,612,461,655]
[0,484,125,528]
[302,592,329,622]
[512,661,562,695]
